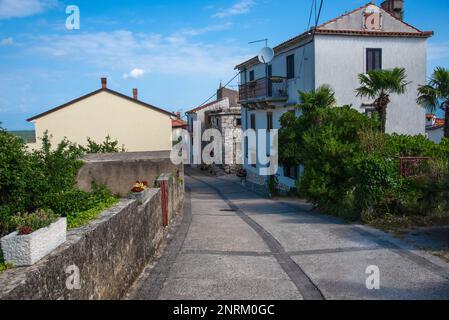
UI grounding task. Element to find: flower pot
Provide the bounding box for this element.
[129,187,152,204]
[1,218,67,267]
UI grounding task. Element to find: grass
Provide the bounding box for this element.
[67,197,119,229]
[0,249,12,273]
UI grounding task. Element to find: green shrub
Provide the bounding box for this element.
[10,209,59,235]
[67,197,119,229]
[0,128,122,237]
[79,135,126,154]
[0,249,12,273]
[279,87,449,223]
[0,127,36,216]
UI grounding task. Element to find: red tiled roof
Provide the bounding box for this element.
[235,2,433,70]
[435,118,445,127]
[186,98,225,114]
[172,118,187,128]
[314,29,433,38]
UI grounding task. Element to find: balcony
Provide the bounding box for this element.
[239,77,288,108]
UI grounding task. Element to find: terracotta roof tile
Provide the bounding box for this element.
[186,98,225,114]
[235,2,433,70]
[172,118,187,128]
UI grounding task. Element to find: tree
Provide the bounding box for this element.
[279,85,336,167]
[417,67,449,139]
[297,84,336,113]
[356,68,409,134]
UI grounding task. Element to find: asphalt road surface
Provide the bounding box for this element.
[128,170,449,300]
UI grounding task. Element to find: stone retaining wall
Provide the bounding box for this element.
[76,151,182,197]
[0,181,183,300]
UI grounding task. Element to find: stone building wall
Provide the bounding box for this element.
[210,107,242,173]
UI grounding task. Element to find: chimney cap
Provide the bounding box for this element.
[101,77,107,89]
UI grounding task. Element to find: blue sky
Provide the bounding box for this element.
[0,0,448,130]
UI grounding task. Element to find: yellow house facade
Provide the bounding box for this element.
[27,78,175,152]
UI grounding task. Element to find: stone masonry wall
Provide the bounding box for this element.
[0,178,184,300]
[76,151,182,197]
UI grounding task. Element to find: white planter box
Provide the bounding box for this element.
[1,218,67,267]
[129,188,151,204]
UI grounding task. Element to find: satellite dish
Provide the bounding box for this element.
[258,47,274,64]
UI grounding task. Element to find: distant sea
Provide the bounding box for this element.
[8,130,36,143]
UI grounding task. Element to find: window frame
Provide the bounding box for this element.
[267,112,273,131]
[286,54,295,79]
[250,114,256,130]
[249,70,255,82]
[366,48,382,73]
[283,165,298,180]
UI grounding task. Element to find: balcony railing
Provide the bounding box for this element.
[239,77,288,102]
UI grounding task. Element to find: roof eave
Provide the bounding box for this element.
[27,88,175,122]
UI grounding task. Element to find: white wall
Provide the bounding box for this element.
[242,41,315,102]
[427,128,444,144]
[314,35,427,135]
[32,91,172,152]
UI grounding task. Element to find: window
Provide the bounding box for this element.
[283,165,298,179]
[249,70,255,82]
[236,117,242,126]
[267,65,273,97]
[250,114,256,168]
[267,112,273,131]
[286,54,295,79]
[364,107,377,119]
[366,48,382,72]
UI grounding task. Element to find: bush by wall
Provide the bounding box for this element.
[279,95,449,222]
[0,128,122,239]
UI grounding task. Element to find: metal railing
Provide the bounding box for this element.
[399,157,430,177]
[239,77,288,102]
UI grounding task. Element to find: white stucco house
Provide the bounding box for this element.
[426,114,445,144]
[236,0,433,192]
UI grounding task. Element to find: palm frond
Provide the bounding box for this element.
[417,84,439,113]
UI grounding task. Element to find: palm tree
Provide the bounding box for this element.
[356,68,409,133]
[298,84,336,113]
[417,67,449,139]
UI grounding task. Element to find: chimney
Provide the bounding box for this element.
[381,0,404,21]
[101,77,107,89]
[176,112,181,119]
[217,82,223,100]
[133,88,138,100]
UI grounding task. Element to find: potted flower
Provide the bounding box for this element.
[1,209,66,267]
[129,181,151,204]
[236,168,247,183]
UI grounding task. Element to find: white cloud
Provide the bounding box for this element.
[178,22,233,36]
[428,43,449,61]
[0,0,57,19]
[27,30,251,77]
[0,37,13,46]
[123,68,145,79]
[213,0,255,18]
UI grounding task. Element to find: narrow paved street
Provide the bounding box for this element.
[129,169,449,300]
